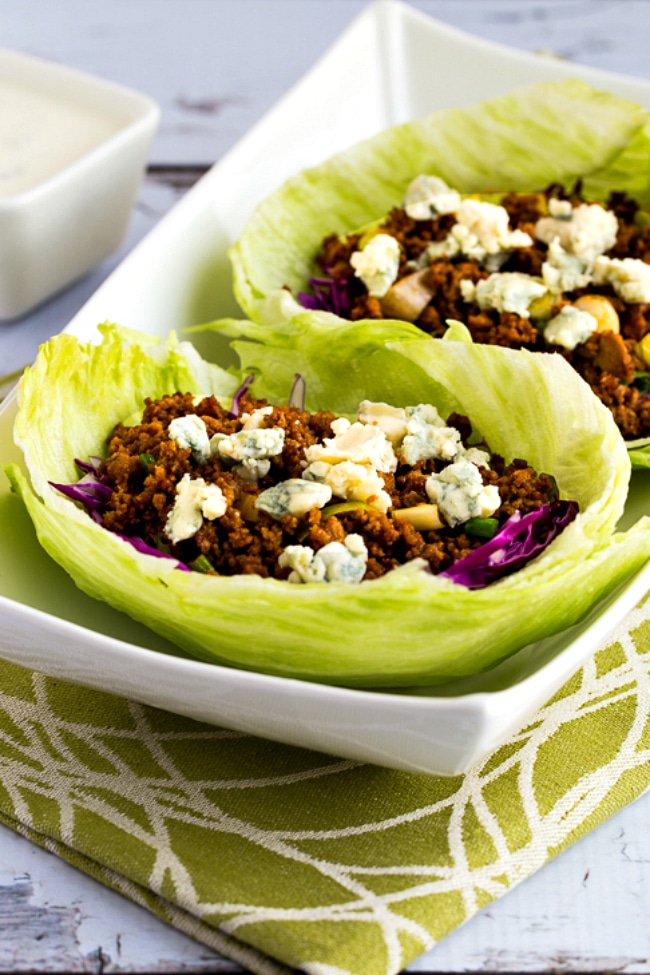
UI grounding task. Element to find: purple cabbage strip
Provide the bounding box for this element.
[49,473,112,513]
[228,373,255,418]
[440,500,579,590]
[113,532,191,571]
[74,456,103,475]
[298,274,351,316]
[50,469,190,571]
[288,373,306,411]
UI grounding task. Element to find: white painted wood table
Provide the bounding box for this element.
[1,1,650,971]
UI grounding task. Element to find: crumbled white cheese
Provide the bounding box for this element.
[541,238,593,294]
[455,199,533,259]
[548,198,573,218]
[349,233,401,297]
[420,199,532,266]
[543,305,597,350]
[459,279,477,303]
[165,473,227,543]
[304,419,397,473]
[592,255,650,303]
[233,458,272,482]
[213,427,285,464]
[421,236,461,263]
[399,403,462,464]
[357,400,409,446]
[425,459,500,527]
[304,459,391,513]
[255,478,333,518]
[463,446,491,469]
[357,400,491,469]
[330,417,351,436]
[168,414,211,465]
[239,406,273,430]
[461,271,547,318]
[279,534,368,584]
[534,202,618,262]
[403,174,461,220]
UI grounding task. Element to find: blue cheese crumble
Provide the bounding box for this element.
[212,426,285,481]
[356,400,490,468]
[541,239,593,294]
[460,272,547,319]
[356,400,409,445]
[403,174,461,220]
[425,459,500,527]
[544,305,598,350]
[302,416,397,513]
[304,459,392,514]
[423,198,532,268]
[279,534,368,584]
[304,417,397,472]
[400,403,463,464]
[592,256,650,303]
[349,233,401,297]
[534,202,618,262]
[255,478,332,518]
[240,405,274,430]
[168,414,211,465]
[165,473,227,543]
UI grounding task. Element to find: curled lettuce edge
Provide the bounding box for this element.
[230,78,650,327]
[6,320,650,688]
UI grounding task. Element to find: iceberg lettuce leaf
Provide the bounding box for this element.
[230,78,650,325]
[7,321,650,687]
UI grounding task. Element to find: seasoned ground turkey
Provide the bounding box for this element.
[307,184,650,438]
[96,391,560,581]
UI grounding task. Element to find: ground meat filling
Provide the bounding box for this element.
[95,391,560,581]
[308,183,650,439]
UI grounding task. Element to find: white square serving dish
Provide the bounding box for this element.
[1,0,650,776]
[0,48,160,320]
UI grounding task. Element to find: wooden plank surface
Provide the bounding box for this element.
[2,2,650,972]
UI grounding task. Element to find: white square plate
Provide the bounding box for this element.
[2,0,650,776]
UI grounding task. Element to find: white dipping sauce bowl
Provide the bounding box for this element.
[0,49,160,320]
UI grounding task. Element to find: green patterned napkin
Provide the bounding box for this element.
[2,592,650,975]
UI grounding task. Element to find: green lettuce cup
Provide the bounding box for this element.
[6,320,650,687]
[229,77,650,467]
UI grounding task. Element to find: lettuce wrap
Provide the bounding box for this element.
[229,77,650,467]
[6,319,650,687]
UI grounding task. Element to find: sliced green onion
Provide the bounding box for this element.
[464,517,499,538]
[320,501,373,519]
[633,371,650,393]
[189,554,216,573]
[546,474,560,502]
[140,452,156,470]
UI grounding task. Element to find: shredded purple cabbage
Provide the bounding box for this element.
[74,456,103,475]
[440,500,579,589]
[50,469,190,571]
[49,473,112,512]
[113,532,191,571]
[298,274,351,316]
[288,373,306,411]
[228,373,255,418]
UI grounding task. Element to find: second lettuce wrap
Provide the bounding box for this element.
[229,78,650,465]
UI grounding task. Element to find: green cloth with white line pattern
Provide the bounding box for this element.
[2,594,650,975]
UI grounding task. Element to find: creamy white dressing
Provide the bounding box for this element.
[0,77,123,197]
